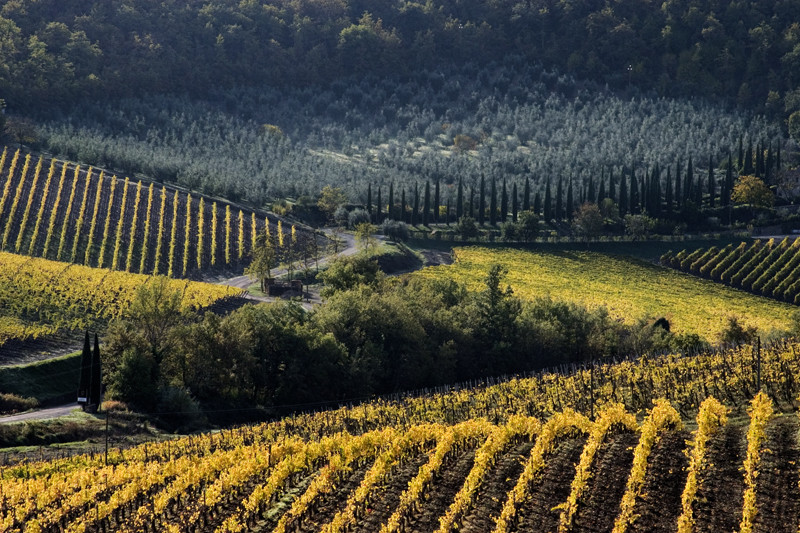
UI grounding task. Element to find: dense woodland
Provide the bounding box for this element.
[1,0,800,121]
[104,256,787,421]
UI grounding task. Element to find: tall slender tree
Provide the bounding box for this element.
[500,179,508,223]
[664,167,673,214]
[555,176,563,220]
[744,141,754,174]
[401,188,406,223]
[478,175,486,225]
[684,157,694,205]
[534,190,542,216]
[413,183,420,226]
[618,169,628,217]
[490,177,497,225]
[366,183,372,216]
[423,181,431,225]
[512,182,519,222]
[456,177,464,220]
[388,182,395,220]
[78,332,91,404]
[544,181,552,221]
[674,161,682,209]
[566,177,574,220]
[523,177,531,212]
[434,180,440,223]
[90,334,102,409]
[707,156,715,208]
[608,167,616,204]
[376,186,382,223]
[469,186,475,218]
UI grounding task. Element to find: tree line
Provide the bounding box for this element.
[1,0,800,131]
[103,258,750,426]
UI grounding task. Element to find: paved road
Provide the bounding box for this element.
[0,403,81,424]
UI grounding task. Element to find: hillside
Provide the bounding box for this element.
[4,338,800,532]
[0,147,312,278]
[414,246,796,342]
[0,250,244,355]
[1,0,799,124]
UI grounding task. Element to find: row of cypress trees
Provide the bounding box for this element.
[364,141,781,225]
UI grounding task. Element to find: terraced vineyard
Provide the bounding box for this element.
[661,238,800,305]
[0,251,244,351]
[0,147,305,279]
[4,339,800,532]
[415,247,795,341]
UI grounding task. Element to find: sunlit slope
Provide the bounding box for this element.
[415,247,794,340]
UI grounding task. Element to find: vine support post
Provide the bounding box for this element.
[590,361,595,422]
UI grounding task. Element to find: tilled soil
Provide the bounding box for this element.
[294,459,376,532]
[407,447,477,532]
[352,450,434,532]
[694,423,745,533]
[753,415,800,533]
[572,431,638,533]
[515,436,587,533]
[459,440,536,533]
[629,429,690,533]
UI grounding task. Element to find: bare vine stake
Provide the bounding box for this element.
[756,336,761,392]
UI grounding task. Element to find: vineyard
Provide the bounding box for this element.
[0,148,308,279]
[0,251,244,349]
[4,337,800,532]
[414,247,795,341]
[661,237,800,305]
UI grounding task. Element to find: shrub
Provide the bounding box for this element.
[0,393,38,414]
[381,219,409,241]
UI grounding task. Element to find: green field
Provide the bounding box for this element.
[415,246,795,341]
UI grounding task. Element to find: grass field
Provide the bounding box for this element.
[414,246,796,341]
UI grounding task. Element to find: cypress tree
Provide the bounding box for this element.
[744,141,754,174]
[376,186,382,223]
[533,190,542,216]
[737,137,744,170]
[500,179,508,223]
[755,142,763,178]
[78,332,92,404]
[566,177,574,220]
[777,143,782,172]
[587,176,595,205]
[608,167,616,204]
[640,171,648,214]
[512,183,519,222]
[446,197,451,225]
[707,156,715,208]
[695,164,703,206]
[629,168,638,214]
[723,153,733,206]
[674,161,682,209]
[469,186,475,218]
[401,188,407,223]
[388,182,394,220]
[618,169,627,217]
[765,145,773,184]
[664,167,673,214]
[412,184,419,226]
[478,175,486,225]
[544,180,552,221]
[423,181,431,225]
[434,180,440,223]
[490,178,497,225]
[456,178,464,219]
[598,176,606,204]
[523,177,531,212]
[684,157,694,205]
[366,183,372,216]
[555,176,563,220]
[90,334,102,408]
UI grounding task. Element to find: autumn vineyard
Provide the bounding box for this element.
[4,337,800,532]
[662,238,800,305]
[0,148,306,278]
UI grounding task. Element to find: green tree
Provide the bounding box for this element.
[572,202,604,242]
[789,111,800,145]
[456,215,478,239]
[246,233,278,292]
[317,186,347,222]
[354,222,378,253]
[318,254,384,298]
[731,175,774,219]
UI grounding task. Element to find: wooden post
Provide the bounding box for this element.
[590,362,595,422]
[104,410,110,466]
[756,336,761,392]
